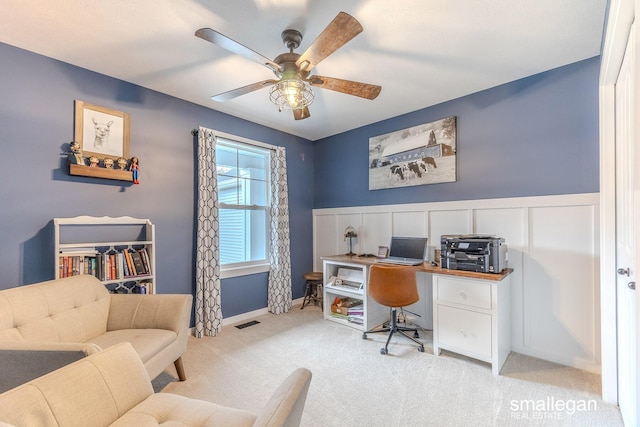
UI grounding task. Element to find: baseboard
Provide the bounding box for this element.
[221,297,305,328]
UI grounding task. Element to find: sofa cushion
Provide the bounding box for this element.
[110,393,257,427]
[88,329,177,363]
[0,342,153,427]
[0,383,58,426]
[108,294,192,332]
[0,276,110,343]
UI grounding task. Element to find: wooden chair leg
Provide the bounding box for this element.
[174,357,186,381]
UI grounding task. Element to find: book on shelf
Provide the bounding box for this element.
[139,280,153,294]
[120,251,129,277]
[139,249,151,274]
[347,315,364,324]
[347,304,363,313]
[123,249,136,275]
[58,250,97,278]
[109,253,117,280]
[130,250,146,276]
[59,247,151,281]
[331,312,348,320]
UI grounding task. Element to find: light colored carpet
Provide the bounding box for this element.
[160,305,622,427]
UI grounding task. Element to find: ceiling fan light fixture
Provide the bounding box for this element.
[269,79,314,111]
[196,12,379,118]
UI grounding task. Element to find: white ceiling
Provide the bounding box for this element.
[2,0,606,141]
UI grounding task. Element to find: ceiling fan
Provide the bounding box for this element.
[195,11,381,120]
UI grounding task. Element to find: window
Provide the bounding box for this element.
[216,136,271,275]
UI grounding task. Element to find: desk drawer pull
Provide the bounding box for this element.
[459,291,467,300]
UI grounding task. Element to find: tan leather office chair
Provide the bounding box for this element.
[362,264,425,354]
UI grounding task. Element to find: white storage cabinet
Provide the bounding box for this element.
[432,274,510,375]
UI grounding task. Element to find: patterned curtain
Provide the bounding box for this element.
[267,146,292,314]
[194,127,223,337]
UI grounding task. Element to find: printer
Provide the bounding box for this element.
[440,234,507,273]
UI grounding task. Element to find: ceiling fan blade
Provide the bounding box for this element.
[295,12,363,72]
[212,79,278,102]
[308,76,381,100]
[195,28,281,73]
[293,106,311,120]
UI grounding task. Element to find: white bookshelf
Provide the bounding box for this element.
[54,216,156,294]
[322,258,388,331]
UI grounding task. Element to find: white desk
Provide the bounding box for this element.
[322,255,512,375]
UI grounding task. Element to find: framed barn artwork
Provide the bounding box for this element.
[368,116,457,190]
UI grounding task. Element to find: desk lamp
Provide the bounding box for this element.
[344,226,357,256]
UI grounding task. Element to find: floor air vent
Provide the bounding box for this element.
[235,320,260,329]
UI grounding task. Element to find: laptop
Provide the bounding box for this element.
[378,237,428,266]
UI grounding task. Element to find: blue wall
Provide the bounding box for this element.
[314,57,600,208]
[0,42,314,317]
[0,41,600,318]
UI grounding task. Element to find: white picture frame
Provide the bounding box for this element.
[74,100,130,161]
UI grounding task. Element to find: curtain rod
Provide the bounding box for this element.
[191,128,278,151]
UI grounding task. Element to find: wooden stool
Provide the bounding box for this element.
[301,272,323,309]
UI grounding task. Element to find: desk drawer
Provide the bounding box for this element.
[436,276,491,310]
[437,305,492,358]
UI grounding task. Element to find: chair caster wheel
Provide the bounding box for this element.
[362,333,367,340]
[414,331,420,338]
[380,348,388,355]
[418,345,425,353]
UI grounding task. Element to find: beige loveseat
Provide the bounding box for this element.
[0,275,192,392]
[0,342,312,427]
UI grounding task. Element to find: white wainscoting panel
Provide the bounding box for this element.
[313,193,600,372]
[526,204,600,371]
[314,214,336,269]
[362,212,392,254]
[392,210,428,239]
[475,208,527,355]
[429,209,472,260]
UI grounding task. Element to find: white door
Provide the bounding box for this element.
[615,22,638,427]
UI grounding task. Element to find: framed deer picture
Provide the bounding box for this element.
[74,100,130,161]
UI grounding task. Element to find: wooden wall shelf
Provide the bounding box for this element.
[69,164,133,182]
